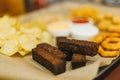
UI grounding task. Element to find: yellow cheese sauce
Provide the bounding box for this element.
[47,21,71,37]
[48,22,70,31]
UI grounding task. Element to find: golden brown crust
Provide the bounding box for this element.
[107,25,120,33]
[91,32,108,44]
[91,32,120,57]
[98,46,119,57]
[101,37,120,50]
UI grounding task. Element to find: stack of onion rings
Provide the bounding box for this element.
[101,37,120,51]
[92,32,120,57]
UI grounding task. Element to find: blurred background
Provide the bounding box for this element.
[0,0,120,16]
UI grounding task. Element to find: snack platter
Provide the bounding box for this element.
[0,1,120,80]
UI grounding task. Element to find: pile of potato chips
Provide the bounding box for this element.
[0,15,52,56]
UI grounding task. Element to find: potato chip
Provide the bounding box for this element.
[0,15,52,56]
[19,34,38,52]
[0,39,19,56]
[0,15,18,28]
[0,39,3,47]
[41,31,52,44]
[18,49,29,56]
[0,27,17,39]
[19,27,42,39]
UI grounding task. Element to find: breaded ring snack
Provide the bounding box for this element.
[101,37,120,50]
[97,20,111,31]
[108,32,120,37]
[91,32,108,44]
[98,46,119,57]
[92,32,120,57]
[107,25,120,33]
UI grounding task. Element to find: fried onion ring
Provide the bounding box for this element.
[108,32,120,37]
[92,33,108,44]
[107,25,120,33]
[98,46,119,57]
[91,32,120,57]
[101,37,120,50]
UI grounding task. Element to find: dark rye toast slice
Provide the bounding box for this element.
[57,37,98,56]
[56,37,73,61]
[32,48,66,75]
[37,43,66,60]
[72,54,86,69]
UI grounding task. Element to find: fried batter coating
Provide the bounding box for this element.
[91,32,108,44]
[98,46,119,57]
[101,37,120,50]
[107,25,120,33]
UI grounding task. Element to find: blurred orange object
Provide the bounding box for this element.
[0,0,25,16]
